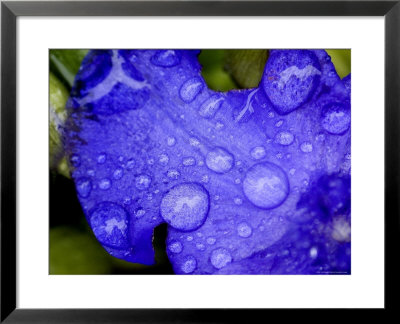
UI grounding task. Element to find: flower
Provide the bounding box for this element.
[64,49,351,274]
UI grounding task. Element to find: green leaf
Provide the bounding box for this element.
[326,49,351,79]
[199,50,238,91]
[50,226,113,274]
[224,50,269,89]
[49,72,70,178]
[50,49,88,88]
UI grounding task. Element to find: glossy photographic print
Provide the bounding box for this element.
[49,49,351,275]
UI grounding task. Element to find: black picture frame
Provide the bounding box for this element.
[1,0,399,322]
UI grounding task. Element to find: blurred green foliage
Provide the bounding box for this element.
[49,48,351,274]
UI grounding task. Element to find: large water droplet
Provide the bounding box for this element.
[237,222,252,238]
[160,182,210,231]
[181,255,197,274]
[250,146,266,160]
[135,174,152,190]
[263,50,321,115]
[321,102,351,135]
[210,248,232,269]
[89,202,129,249]
[76,177,92,198]
[275,131,294,146]
[198,95,224,118]
[243,162,290,209]
[150,50,180,67]
[205,147,234,174]
[179,77,204,103]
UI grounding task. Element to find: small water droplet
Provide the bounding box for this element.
[158,153,169,166]
[167,169,180,180]
[237,222,252,238]
[135,208,146,218]
[99,178,111,190]
[167,136,176,146]
[206,147,234,174]
[206,237,216,245]
[210,248,232,269]
[135,174,151,190]
[198,95,224,119]
[250,146,266,160]
[97,153,107,164]
[196,243,206,251]
[234,197,243,205]
[181,255,197,274]
[179,77,203,103]
[168,240,183,254]
[300,142,313,153]
[126,159,136,170]
[275,120,284,127]
[275,131,294,146]
[113,168,124,180]
[76,177,92,198]
[70,154,81,167]
[183,156,196,166]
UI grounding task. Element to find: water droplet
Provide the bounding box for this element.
[300,142,313,153]
[186,235,193,241]
[99,178,111,190]
[160,182,210,231]
[168,240,183,254]
[243,162,290,209]
[189,137,201,147]
[206,237,216,245]
[275,119,284,127]
[205,147,234,174]
[321,102,351,135]
[201,175,209,183]
[181,255,197,274]
[183,156,196,166]
[210,248,232,269]
[135,174,152,190]
[237,222,252,238]
[113,168,124,180]
[235,178,241,184]
[250,146,266,160]
[234,197,243,205]
[275,131,294,146]
[123,198,131,205]
[215,121,224,130]
[196,243,206,251]
[198,95,224,118]
[151,50,180,67]
[263,50,321,114]
[179,77,204,103]
[309,247,318,258]
[89,202,129,248]
[70,154,81,167]
[135,208,146,218]
[289,168,296,176]
[147,158,155,165]
[97,153,107,164]
[76,177,92,198]
[167,136,176,146]
[167,169,180,180]
[158,153,169,166]
[126,159,136,170]
[87,169,95,177]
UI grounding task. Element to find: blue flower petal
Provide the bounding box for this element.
[64,49,351,274]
